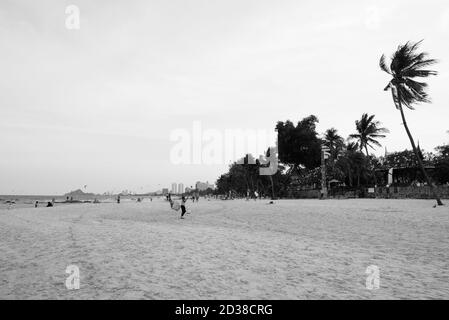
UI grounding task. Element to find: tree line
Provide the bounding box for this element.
[215,41,447,206]
[215,114,449,198]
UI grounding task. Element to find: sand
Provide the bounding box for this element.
[0,198,448,299]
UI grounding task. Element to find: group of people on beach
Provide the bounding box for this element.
[34,199,55,208]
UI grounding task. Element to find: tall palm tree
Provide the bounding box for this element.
[349,113,389,156]
[380,40,443,206]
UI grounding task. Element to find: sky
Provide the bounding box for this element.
[1,0,449,195]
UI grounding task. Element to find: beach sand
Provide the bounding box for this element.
[0,198,448,299]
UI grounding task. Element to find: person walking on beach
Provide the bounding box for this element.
[35,201,38,208]
[117,195,120,204]
[180,195,189,219]
[168,193,173,208]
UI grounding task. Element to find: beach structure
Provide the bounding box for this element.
[375,166,437,187]
[321,145,331,198]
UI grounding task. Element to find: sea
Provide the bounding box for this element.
[0,194,140,210]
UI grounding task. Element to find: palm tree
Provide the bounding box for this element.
[349,113,389,156]
[336,141,368,188]
[380,40,443,206]
[324,128,344,159]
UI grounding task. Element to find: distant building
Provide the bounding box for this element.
[162,188,169,195]
[171,183,177,194]
[375,166,436,187]
[178,183,184,194]
[195,181,215,191]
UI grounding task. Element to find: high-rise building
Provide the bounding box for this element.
[178,183,184,194]
[171,183,177,194]
[195,181,215,191]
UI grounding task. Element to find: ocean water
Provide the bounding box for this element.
[0,194,122,209]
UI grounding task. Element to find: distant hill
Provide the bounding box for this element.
[64,189,95,197]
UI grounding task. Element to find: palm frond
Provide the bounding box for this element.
[403,56,438,73]
[402,68,438,78]
[379,54,391,74]
[369,135,387,141]
[381,40,438,109]
[348,134,361,140]
[404,78,430,103]
[396,85,416,109]
[367,139,383,148]
[391,41,424,71]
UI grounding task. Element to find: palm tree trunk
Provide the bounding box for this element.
[396,91,443,206]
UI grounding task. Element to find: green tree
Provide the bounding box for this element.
[380,40,443,205]
[383,149,425,168]
[335,142,369,187]
[349,113,389,156]
[324,128,344,160]
[435,144,449,184]
[276,115,321,173]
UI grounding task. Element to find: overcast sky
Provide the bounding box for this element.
[1,0,449,195]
